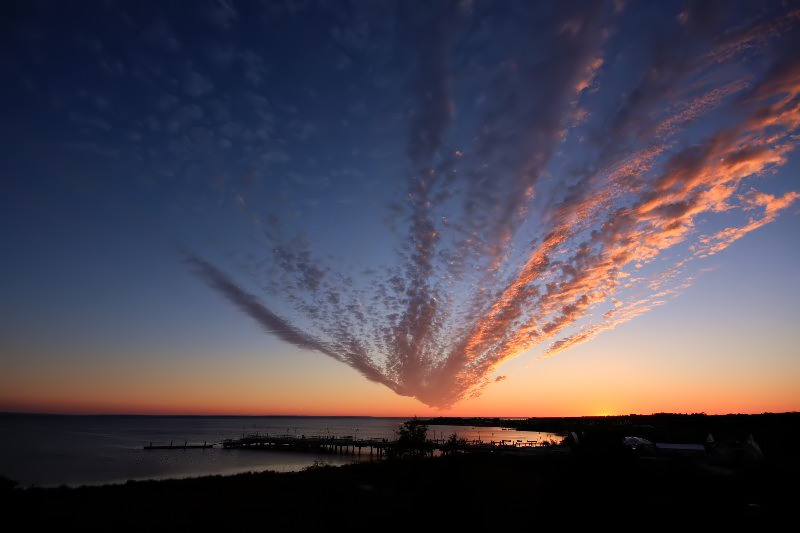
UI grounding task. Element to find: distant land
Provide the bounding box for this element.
[421,412,800,457]
[421,411,800,432]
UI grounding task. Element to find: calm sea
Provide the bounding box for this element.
[0,414,563,488]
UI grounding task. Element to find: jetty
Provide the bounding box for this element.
[221,434,391,456]
[142,424,564,456]
[218,433,560,458]
[144,440,214,450]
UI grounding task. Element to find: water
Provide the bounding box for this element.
[0,414,564,488]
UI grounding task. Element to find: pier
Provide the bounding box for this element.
[144,440,214,450]
[218,433,560,457]
[221,434,391,457]
[143,429,562,456]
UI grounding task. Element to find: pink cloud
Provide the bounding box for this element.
[192,3,800,409]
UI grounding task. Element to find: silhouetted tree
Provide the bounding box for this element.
[389,418,429,459]
[441,432,467,455]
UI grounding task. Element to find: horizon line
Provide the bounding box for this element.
[1,411,797,418]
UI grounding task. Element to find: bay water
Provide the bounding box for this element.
[0,414,563,488]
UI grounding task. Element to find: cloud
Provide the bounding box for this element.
[185,253,397,390]
[69,112,112,132]
[402,1,470,167]
[185,2,799,408]
[204,0,238,31]
[186,253,330,354]
[241,49,267,86]
[183,65,214,96]
[140,17,181,52]
[694,191,799,258]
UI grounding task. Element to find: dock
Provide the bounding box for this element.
[144,440,214,450]
[218,433,560,457]
[143,432,563,456]
[221,434,391,457]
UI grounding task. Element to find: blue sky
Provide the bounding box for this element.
[1,0,798,415]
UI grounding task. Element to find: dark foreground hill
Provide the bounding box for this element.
[3,441,796,530]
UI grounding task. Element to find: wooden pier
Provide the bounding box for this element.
[144,440,214,450]
[143,431,562,456]
[218,433,560,457]
[221,434,391,457]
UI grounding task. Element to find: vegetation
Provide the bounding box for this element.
[3,445,796,529]
[440,432,468,455]
[388,418,430,459]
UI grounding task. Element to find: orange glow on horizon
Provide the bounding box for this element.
[3,317,798,418]
[4,386,798,418]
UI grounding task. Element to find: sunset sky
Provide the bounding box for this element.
[2,0,799,417]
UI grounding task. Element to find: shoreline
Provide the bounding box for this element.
[4,447,795,528]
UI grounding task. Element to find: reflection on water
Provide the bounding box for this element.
[427,424,563,446]
[0,415,563,488]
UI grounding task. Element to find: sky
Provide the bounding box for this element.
[1,0,799,417]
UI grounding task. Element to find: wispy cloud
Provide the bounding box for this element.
[180,2,800,408]
[185,253,398,390]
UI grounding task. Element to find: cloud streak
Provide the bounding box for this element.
[183,2,799,408]
[185,253,398,391]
